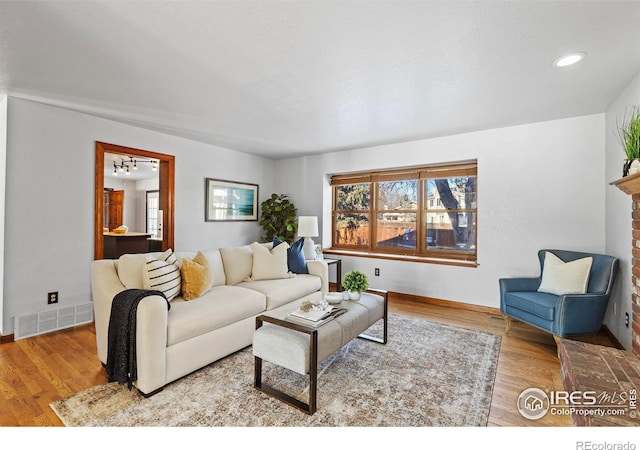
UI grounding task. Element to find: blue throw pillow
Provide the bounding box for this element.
[288,238,309,274]
[273,237,309,274]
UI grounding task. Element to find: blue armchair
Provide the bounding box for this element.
[499,249,619,339]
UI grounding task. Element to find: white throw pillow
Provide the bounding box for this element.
[202,249,226,287]
[220,245,254,285]
[537,252,593,296]
[250,241,290,281]
[142,251,181,301]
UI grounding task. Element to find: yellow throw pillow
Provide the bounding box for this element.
[181,251,213,300]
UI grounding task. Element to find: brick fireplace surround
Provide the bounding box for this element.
[557,174,640,426]
[609,173,640,355]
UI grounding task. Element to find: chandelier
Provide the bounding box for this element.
[112,156,158,176]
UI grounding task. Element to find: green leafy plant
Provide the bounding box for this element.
[259,193,298,243]
[618,105,640,161]
[343,270,369,292]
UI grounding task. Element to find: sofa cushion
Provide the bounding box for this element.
[202,249,226,286]
[250,241,290,280]
[181,251,213,300]
[538,251,593,296]
[220,245,254,285]
[141,251,182,301]
[166,285,267,346]
[238,274,321,310]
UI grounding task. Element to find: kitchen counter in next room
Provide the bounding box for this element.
[103,232,152,259]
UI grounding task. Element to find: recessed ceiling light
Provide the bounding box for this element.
[553,52,586,68]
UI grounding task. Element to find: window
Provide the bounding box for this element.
[333,176,371,248]
[331,160,477,263]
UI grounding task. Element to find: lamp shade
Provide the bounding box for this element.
[298,216,318,237]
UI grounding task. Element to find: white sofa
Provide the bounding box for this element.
[91,243,328,396]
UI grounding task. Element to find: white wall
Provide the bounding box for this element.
[2,97,275,334]
[605,71,640,349]
[276,114,607,310]
[2,95,626,339]
[0,96,7,335]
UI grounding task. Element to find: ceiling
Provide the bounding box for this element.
[1,1,639,160]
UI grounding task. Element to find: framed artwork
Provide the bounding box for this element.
[205,178,259,221]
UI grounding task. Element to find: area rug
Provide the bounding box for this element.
[50,314,501,427]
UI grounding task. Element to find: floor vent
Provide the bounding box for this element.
[14,303,93,340]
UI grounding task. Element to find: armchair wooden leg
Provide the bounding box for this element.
[503,315,512,334]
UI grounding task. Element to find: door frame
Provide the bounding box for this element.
[94,141,175,260]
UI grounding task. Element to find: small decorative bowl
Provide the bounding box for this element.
[325,292,344,305]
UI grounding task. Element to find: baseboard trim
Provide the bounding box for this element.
[0,333,15,344]
[601,325,625,350]
[328,283,501,316]
[389,291,501,316]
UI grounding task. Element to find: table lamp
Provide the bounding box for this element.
[298,216,319,260]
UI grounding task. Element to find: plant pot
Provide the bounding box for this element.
[348,291,361,301]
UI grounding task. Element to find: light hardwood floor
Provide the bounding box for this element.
[0,296,616,427]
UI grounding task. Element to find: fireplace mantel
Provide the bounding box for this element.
[610,172,640,195]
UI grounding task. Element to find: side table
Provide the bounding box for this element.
[323,258,342,291]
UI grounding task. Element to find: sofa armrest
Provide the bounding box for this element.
[91,259,126,364]
[307,260,329,295]
[499,277,541,293]
[555,293,609,336]
[91,260,169,395]
[135,294,169,395]
[499,277,541,312]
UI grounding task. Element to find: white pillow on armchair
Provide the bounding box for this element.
[537,251,593,295]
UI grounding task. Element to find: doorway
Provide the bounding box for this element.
[94,141,175,260]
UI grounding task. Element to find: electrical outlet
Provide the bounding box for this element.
[625,312,630,328]
[374,268,380,276]
[48,291,58,305]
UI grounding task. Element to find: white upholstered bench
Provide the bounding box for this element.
[252,289,388,414]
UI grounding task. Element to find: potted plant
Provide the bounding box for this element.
[259,193,298,243]
[618,105,640,176]
[342,269,369,300]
